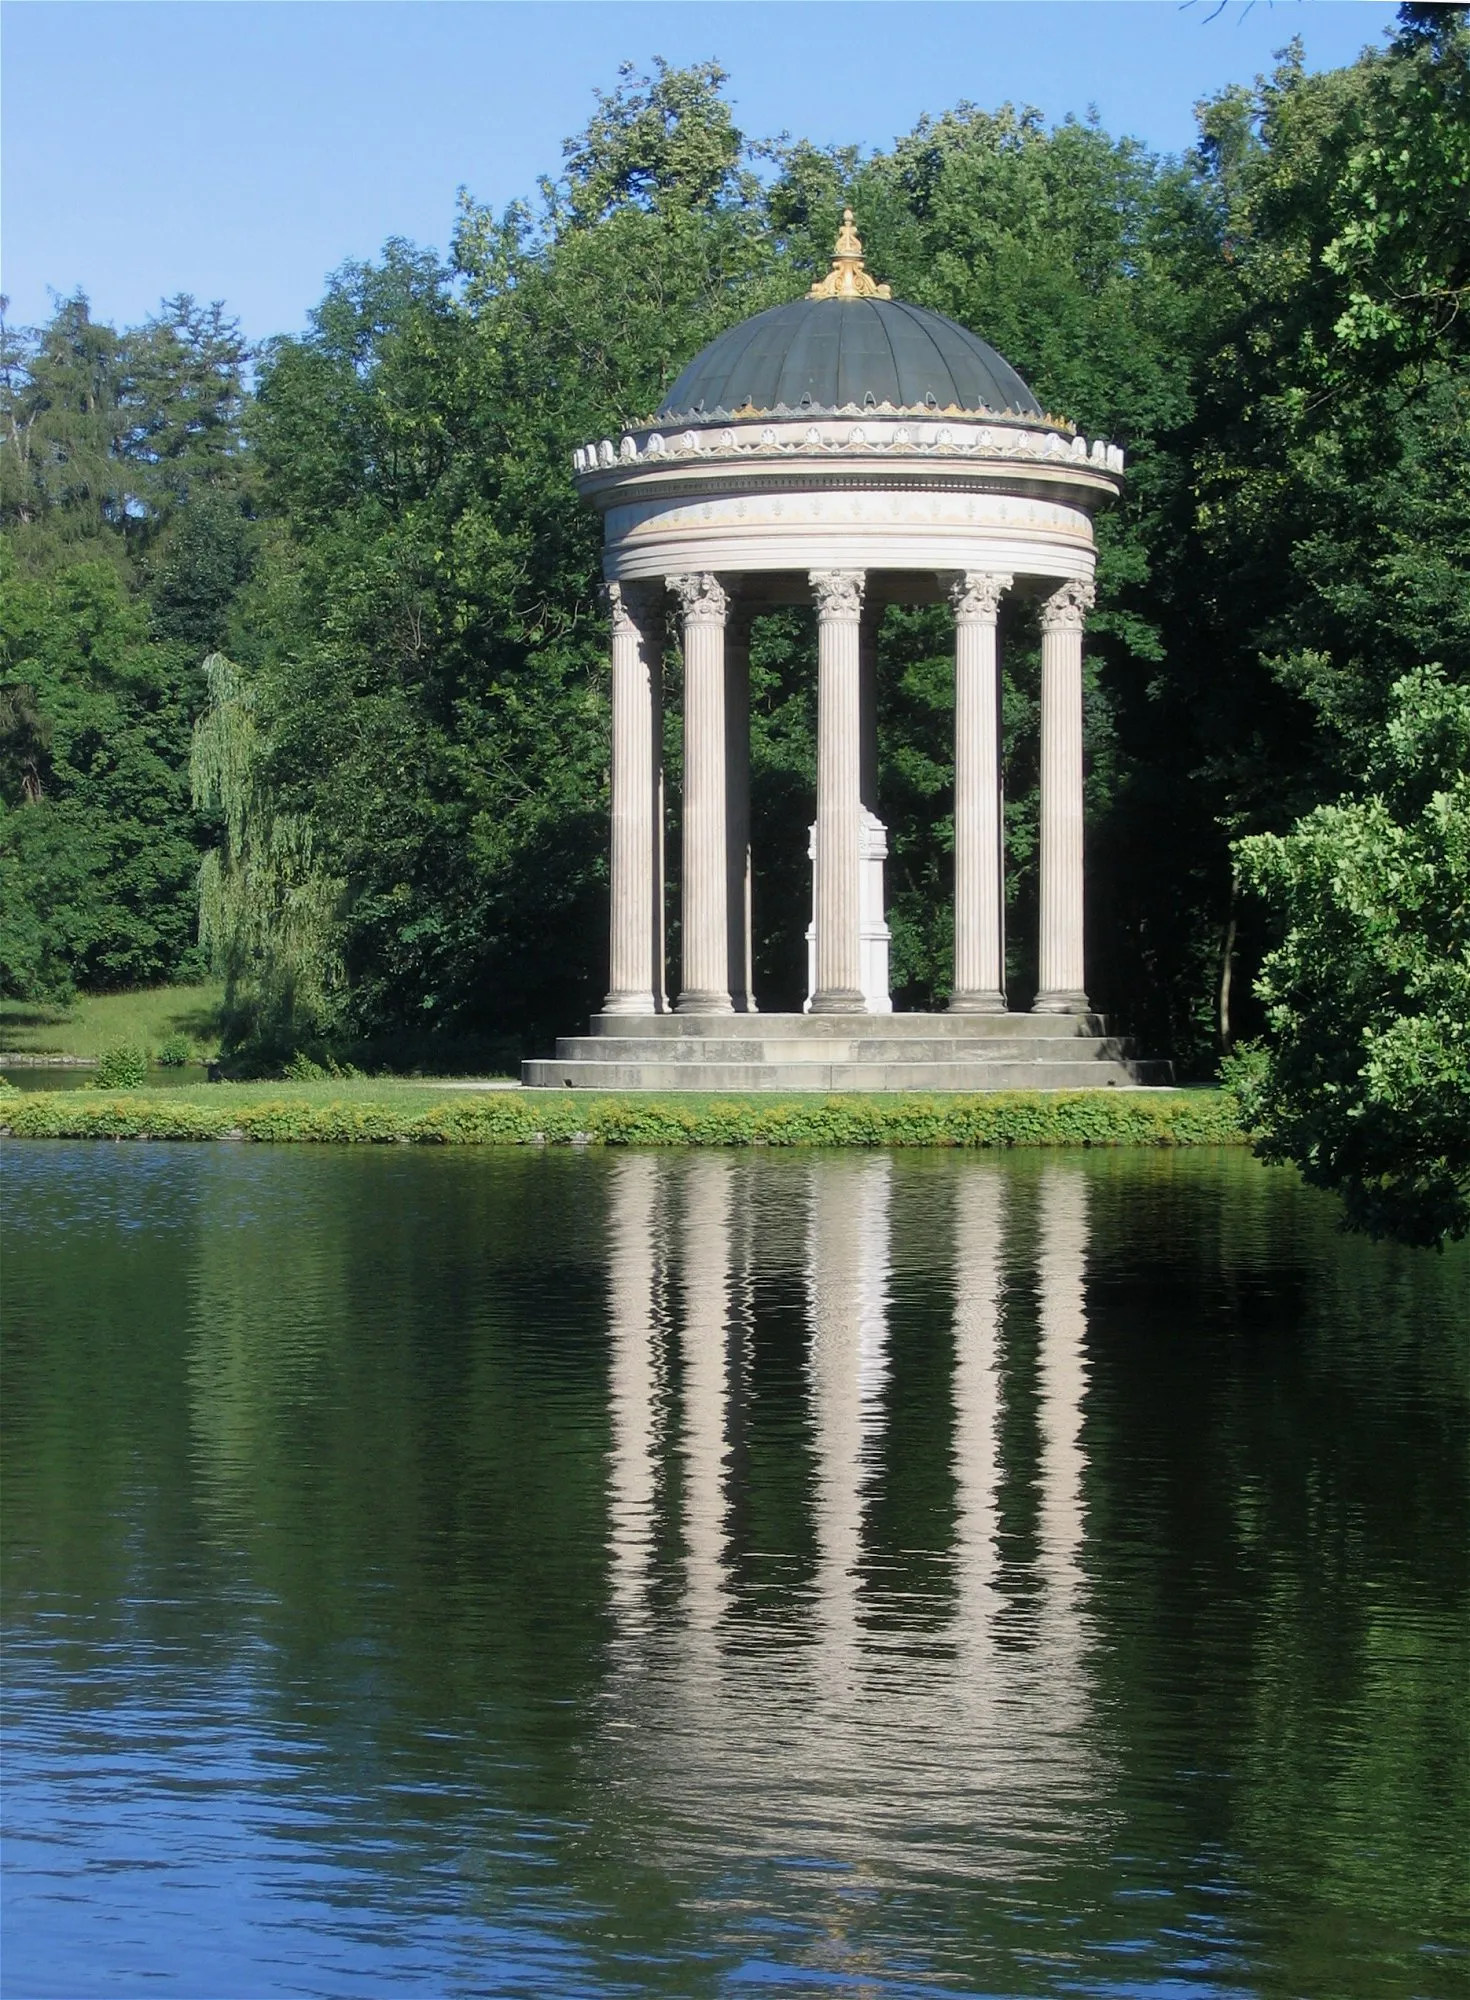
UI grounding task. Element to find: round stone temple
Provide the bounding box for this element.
[530,213,1165,1090]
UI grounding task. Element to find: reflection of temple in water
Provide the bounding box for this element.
[600,1151,1103,1877]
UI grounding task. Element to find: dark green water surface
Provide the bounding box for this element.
[3,1143,1467,1998]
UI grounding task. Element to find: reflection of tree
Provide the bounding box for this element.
[1078,1147,1470,1979]
[188,1156,343,1543]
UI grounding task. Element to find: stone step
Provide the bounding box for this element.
[522,1057,1174,1092]
[586,1009,1109,1042]
[554,1035,1138,1065]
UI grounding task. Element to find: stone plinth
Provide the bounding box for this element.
[523,1012,1173,1093]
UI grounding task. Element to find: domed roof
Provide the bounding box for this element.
[659,296,1042,423]
[657,211,1041,423]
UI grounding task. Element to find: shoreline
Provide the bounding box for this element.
[0,1086,1243,1149]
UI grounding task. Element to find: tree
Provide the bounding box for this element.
[191,651,344,1054]
[0,294,255,998]
[1145,12,1470,1065]
[0,551,208,995]
[1226,669,1470,1249]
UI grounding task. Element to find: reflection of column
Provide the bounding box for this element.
[1035,578,1095,1015]
[607,1154,664,1626]
[951,1163,1006,1617]
[806,1156,892,1665]
[810,570,866,1012]
[669,572,733,1013]
[1036,1164,1089,1600]
[681,1154,736,1636]
[725,606,755,1013]
[950,571,1012,1013]
[604,582,665,1013]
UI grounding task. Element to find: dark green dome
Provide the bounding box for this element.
[657,297,1042,422]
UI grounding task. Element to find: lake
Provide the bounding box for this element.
[2,1142,1466,1997]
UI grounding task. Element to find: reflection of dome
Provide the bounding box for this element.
[658,295,1043,422]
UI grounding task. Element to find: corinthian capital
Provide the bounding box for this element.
[1040,578,1096,633]
[666,572,730,626]
[603,580,635,636]
[949,571,1013,623]
[809,569,865,621]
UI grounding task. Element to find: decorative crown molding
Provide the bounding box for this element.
[1040,577,1096,632]
[666,572,730,625]
[809,569,866,621]
[950,571,1013,622]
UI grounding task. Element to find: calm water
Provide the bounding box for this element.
[0,1066,211,1091]
[3,1143,1467,1999]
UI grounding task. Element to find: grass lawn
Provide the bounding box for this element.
[0,984,226,1060]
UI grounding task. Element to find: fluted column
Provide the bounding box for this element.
[1035,579,1094,1015]
[669,572,733,1014]
[725,606,755,1013]
[810,569,866,1012]
[950,571,1012,1013]
[604,582,664,1013]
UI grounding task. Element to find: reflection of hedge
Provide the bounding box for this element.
[1,1089,1243,1148]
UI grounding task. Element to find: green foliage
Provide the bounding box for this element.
[155,1031,191,1066]
[1,1084,1241,1149]
[282,1050,360,1080]
[95,1040,148,1088]
[0,551,209,995]
[0,292,249,568]
[1227,669,1470,1248]
[191,652,344,1053]
[0,290,255,1000]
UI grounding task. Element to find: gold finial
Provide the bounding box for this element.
[809,207,892,301]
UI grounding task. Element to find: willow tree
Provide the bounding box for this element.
[191,651,343,1053]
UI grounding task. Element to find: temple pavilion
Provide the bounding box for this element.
[523,214,1169,1090]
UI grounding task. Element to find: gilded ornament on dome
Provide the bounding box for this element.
[808,209,893,301]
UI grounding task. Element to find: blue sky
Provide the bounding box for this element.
[3,1,1398,344]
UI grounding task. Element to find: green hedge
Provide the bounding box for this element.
[0,1089,1243,1148]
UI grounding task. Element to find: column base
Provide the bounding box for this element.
[809,989,867,1015]
[949,991,1008,1014]
[676,991,734,1015]
[603,991,662,1016]
[1033,990,1091,1015]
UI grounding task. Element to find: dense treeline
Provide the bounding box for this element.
[2,17,1466,1122]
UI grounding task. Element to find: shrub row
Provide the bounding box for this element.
[0,1089,1243,1149]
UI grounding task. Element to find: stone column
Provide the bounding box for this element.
[669,572,733,1014]
[725,606,755,1013]
[604,582,665,1014]
[950,571,1012,1013]
[810,570,866,1012]
[1035,579,1095,1015]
